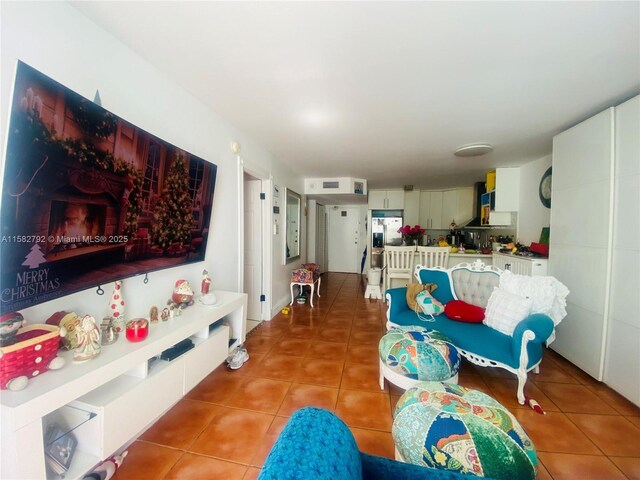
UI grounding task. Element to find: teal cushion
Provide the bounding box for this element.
[417,269,455,304]
[393,382,537,480]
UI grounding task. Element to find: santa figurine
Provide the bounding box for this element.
[200,270,217,305]
[109,280,126,332]
[170,279,194,308]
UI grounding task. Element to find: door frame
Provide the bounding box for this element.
[237,157,272,321]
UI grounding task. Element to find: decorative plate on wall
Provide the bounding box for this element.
[539,166,552,208]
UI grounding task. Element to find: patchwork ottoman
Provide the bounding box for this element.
[393,382,537,480]
[379,327,460,390]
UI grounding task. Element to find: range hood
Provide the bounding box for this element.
[464,182,486,227]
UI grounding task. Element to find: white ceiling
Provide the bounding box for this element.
[71,1,639,190]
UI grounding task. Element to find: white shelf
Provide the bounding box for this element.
[1,290,247,480]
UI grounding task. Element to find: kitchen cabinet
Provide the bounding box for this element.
[419,190,444,229]
[403,190,420,226]
[441,188,474,227]
[368,189,404,209]
[550,95,639,406]
[492,253,548,276]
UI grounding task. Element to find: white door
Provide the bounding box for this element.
[328,206,360,273]
[316,204,327,274]
[243,175,262,320]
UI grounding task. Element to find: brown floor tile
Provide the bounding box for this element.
[609,456,640,480]
[252,353,302,381]
[346,343,379,364]
[456,374,492,395]
[316,326,352,343]
[536,383,617,414]
[586,384,640,416]
[510,410,600,454]
[243,334,280,355]
[538,452,627,480]
[250,416,289,467]
[140,399,221,449]
[186,368,246,404]
[341,363,388,392]
[250,322,289,338]
[483,377,560,412]
[305,340,349,360]
[112,441,183,480]
[350,427,395,459]
[532,360,581,384]
[277,383,340,416]
[567,413,640,456]
[628,416,640,428]
[243,467,261,480]
[349,329,382,345]
[335,390,392,431]
[224,377,291,414]
[286,324,319,339]
[293,358,345,387]
[323,315,354,328]
[189,408,274,464]
[271,337,312,356]
[164,453,247,480]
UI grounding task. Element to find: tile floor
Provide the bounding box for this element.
[113,273,640,480]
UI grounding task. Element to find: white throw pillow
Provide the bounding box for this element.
[483,288,533,336]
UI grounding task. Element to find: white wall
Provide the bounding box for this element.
[0,2,303,322]
[517,155,552,245]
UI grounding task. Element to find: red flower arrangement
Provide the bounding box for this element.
[397,224,426,245]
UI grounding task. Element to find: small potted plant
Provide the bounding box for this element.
[398,225,426,246]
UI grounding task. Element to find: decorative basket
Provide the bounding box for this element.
[0,324,61,390]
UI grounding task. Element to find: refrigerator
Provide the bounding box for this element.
[371,210,403,268]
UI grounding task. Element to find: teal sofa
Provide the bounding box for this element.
[259,407,491,480]
[386,261,554,404]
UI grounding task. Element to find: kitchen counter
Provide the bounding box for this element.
[447,252,492,269]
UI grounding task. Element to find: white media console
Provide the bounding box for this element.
[0,290,247,480]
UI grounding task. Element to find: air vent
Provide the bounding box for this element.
[403,185,414,191]
[322,181,340,189]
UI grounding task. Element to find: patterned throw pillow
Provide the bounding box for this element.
[416,289,445,318]
[406,283,438,312]
[483,288,533,335]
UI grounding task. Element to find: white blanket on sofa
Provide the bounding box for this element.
[498,270,570,344]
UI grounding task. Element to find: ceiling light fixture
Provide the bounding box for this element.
[454,143,494,157]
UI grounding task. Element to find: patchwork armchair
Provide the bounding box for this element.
[289,263,321,307]
[259,407,487,480]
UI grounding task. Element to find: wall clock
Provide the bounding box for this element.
[539,166,552,208]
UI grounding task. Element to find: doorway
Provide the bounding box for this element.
[327,206,361,273]
[243,172,264,321]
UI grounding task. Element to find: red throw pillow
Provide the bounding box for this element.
[445,300,485,323]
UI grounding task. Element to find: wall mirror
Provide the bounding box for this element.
[284,188,301,264]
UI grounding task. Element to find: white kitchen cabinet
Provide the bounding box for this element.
[403,190,420,226]
[494,168,520,212]
[492,253,548,276]
[1,291,247,480]
[368,189,404,209]
[441,188,474,228]
[551,95,639,406]
[419,190,444,229]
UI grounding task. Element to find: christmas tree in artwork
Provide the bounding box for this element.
[151,152,193,250]
[21,243,47,269]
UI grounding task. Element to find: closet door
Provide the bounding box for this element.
[604,96,640,404]
[549,107,614,380]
